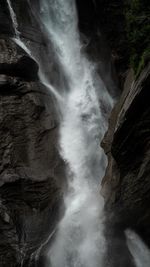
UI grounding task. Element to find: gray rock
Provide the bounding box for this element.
[0,9,65,266]
[102,63,150,247]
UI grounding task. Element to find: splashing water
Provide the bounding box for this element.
[6,0,20,37]
[7,0,113,266]
[6,0,62,102]
[126,229,150,267]
[7,1,150,267]
[6,0,33,56]
[35,1,113,266]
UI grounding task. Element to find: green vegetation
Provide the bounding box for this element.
[125,0,150,76]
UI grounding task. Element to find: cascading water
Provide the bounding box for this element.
[6,0,20,38]
[6,0,33,55]
[36,1,113,266]
[126,230,150,267]
[6,0,150,267]
[6,0,62,101]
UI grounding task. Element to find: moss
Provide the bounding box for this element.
[125,0,150,76]
[136,47,150,77]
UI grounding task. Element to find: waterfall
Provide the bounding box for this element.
[126,230,150,267]
[6,0,33,56]
[6,0,150,267]
[6,0,20,38]
[36,1,113,266]
[6,0,62,102]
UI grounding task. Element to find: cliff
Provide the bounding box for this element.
[0,2,65,266]
[0,0,149,266]
[102,63,150,238]
[100,0,150,252]
[76,0,150,251]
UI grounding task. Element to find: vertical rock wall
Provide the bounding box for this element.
[0,2,65,266]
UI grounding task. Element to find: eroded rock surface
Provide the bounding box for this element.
[1,1,149,266]
[102,63,150,248]
[0,15,65,267]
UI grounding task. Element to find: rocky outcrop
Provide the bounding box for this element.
[102,63,150,248]
[0,4,65,265]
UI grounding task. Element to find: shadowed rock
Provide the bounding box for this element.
[0,13,65,267]
[102,64,150,247]
[0,56,39,81]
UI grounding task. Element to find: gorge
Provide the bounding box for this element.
[0,1,150,267]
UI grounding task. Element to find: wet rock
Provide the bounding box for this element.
[0,55,39,81]
[76,0,129,90]
[102,63,150,246]
[0,9,65,267]
[0,179,62,267]
[0,0,14,36]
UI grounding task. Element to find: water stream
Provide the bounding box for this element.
[126,230,150,267]
[6,1,150,267]
[6,0,62,101]
[35,1,113,266]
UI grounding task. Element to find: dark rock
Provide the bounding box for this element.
[76,0,129,90]
[1,0,149,266]
[0,0,14,36]
[104,225,136,267]
[0,7,66,266]
[0,178,62,267]
[102,63,150,246]
[0,56,39,81]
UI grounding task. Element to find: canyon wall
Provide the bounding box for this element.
[102,64,150,243]
[0,2,65,266]
[0,0,149,266]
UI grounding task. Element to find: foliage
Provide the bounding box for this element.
[125,0,150,76]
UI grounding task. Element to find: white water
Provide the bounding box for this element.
[6,0,20,37]
[7,0,112,265]
[6,1,150,267]
[6,0,62,102]
[126,229,150,267]
[37,1,113,267]
[7,0,32,57]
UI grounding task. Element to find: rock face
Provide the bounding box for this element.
[76,0,120,98]
[79,0,150,264]
[102,63,150,249]
[0,2,65,266]
[1,0,149,266]
[0,1,118,266]
[76,0,128,90]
